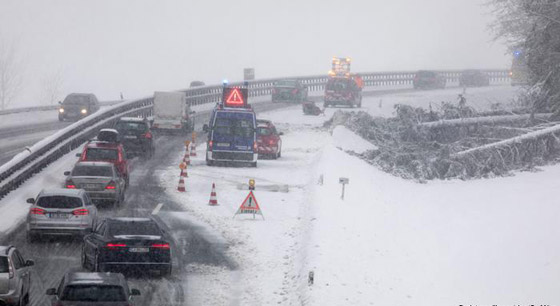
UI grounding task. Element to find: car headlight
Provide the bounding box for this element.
[59,108,64,113]
[81,109,87,114]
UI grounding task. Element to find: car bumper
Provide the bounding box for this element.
[257,145,278,155]
[27,222,90,235]
[207,151,257,162]
[86,190,119,201]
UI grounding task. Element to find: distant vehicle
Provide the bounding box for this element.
[114,117,154,158]
[46,272,140,305]
[459,70,490,87]
[271,79,308,103]
[58,93,100,122]
[26,188,98,242]
[0,246,34,306]
[189,81,205,88]
[82,217,172,275]
[324,77,362,108]
[203,87,258,167]
[413,70,446,90]
[302,101,323,116]
[510,50,530,86]
[78,129,129,185]
[64,162,126,206]
[256,119,283,159]
[151,91,194,133]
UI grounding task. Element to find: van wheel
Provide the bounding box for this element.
[251,162,257,168]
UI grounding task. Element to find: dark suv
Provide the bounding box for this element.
[413,71,446,89]
[47,272,140,305]
[0,246,34,306]
[114,117,154,158]
[58,93,100,121]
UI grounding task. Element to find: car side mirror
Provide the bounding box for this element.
[202,124,209,133]
[25,260,35,267]
[64,171,71,176]
[26,198,35,204]
[75,153,81,157]
[46,288,57,295]
[130,289,141,296]
[278,132,284,136]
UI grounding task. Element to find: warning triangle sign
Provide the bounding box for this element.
[234,191,264,219]
[225,88,244,106]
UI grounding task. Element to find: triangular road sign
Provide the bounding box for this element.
[225,88,244,106]
[234,191,264,219]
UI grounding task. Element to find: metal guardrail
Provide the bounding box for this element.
[0,69,510,199]
[0,100,124,116]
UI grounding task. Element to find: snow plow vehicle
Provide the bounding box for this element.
[324,57,363,108]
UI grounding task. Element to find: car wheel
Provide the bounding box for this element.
[251,161,257,168]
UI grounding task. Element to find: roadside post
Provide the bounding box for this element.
[339,177,349,200]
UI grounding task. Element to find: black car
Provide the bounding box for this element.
[459,70,490,87]
[271,79,308,103]
[114,117,154,158]
[413,70,446,90]
[58,93,100,121]
[46,272,140,305]
[82,217,172,275]
[189,80,205,87]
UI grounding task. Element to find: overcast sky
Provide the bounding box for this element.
[0,0,509,107]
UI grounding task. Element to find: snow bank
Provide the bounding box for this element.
[331,125,378,153]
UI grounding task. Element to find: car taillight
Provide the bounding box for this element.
[152,243,170,249]
[174,124,182,128]
[106,243,127,248]
[142,131,152,139]
[105,181,116,190]
[65,180,76,189]
[208,140,213,151]
[271,88,277,94]
[292,89,298,94]
[72,208,89,216]
[253,142,258,152]
[30,207,46,215]
[7,256,14,279]
[268,139,276,145]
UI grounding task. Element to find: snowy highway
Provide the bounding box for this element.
[4,85,555,306]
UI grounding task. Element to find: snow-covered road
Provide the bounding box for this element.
[4,84,554,306]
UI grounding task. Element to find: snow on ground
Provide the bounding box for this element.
[360,85,520,118]
[161,85,560,305]
[0,109,60,129]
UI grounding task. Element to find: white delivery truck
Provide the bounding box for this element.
[151,91,194,133]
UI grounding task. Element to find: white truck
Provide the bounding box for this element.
[151,91,194,133]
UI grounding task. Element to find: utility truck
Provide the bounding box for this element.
[151,91,194,133]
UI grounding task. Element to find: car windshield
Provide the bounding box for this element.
[86,148,118,161]
[326,79,350,90]
[0,256,8,273]
[275,80,297,87]
[213,117,254,138]
[61,285,126,302]
[257,127,272,136]
[36,196,83,209]
[63,96,90,105]
[72,165,113,177]
[115,122,148,134]
[108,221,161,237]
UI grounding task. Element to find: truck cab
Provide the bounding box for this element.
[203,87,258,167]
[151,91,194,134]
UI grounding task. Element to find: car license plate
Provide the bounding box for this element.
[124,135,137,139]
[84,184,98,189]
[49,213,68,219]
[129,247,149,253]
[216,143,230,147]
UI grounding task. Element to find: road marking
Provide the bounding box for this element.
[152,203,164,215]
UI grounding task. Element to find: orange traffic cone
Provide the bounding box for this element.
[177,177,186,192]
[208,183,218,206]
[190,142,197,157]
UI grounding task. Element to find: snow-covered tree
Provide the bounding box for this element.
[489,0,560,119]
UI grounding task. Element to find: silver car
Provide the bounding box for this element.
[26,188,98,242]
[0,246,34,306]
[64,162,126,205]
